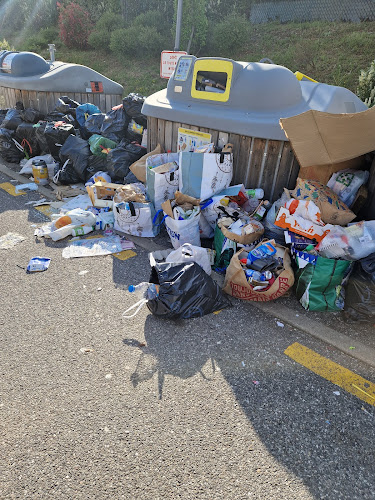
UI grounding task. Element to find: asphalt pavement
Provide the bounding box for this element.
[1,169,375,500]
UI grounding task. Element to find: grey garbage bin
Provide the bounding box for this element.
[142,55,367,200]
[0,50,123,114]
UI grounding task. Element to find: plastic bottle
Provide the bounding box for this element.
[252,200,271,221]
[246,188,264,199]
[128,282,159,300]
[245,269,273,281]
[71,225,94,236]
[240,242,277,266]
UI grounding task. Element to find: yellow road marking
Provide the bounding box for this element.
[0,182,25,196]
[284,342,375,406]
[34,205,54,218]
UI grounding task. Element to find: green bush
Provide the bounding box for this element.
[357,60,375,108]
[110,26,164,58]
[133,10,168,32]
[88,12,124,51]
[0,39,13,51]
[210,14,250,56]
[19,27,60,54]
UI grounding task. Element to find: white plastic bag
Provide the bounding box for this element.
[327,169,369,207]
[318,221,375,260]
[19,154,57,176]
[164,206,201,249]
[166,243,212,275]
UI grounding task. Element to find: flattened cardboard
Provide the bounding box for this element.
[280,106,375,169]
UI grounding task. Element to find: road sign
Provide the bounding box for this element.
[160,50,187,79]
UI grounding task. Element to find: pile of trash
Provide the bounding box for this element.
[2,94,375,323]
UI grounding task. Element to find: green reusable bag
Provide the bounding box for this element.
[294,254,352,311]
[88,134,117,158]
[213,224,236,274]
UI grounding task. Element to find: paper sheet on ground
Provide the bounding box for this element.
[62,235,134,258]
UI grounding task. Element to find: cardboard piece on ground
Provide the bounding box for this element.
[130,143,163,183]
[280,107,375,183]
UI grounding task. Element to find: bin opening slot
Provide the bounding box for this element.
[196,71,227,94]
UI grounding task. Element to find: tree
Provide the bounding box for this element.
[173,0,208,54]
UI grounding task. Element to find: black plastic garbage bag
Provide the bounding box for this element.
[59,134,90,181]
[34,121,49,154]
[44,121,75,160]
[344,253,375,322]
[55,96,80,116]
[100,107,128,142]
[0,128,24,163]
[122,93,147,128]
[15,123,40,158]
[20,108,45,124]
[0,109,9,123]
[86,154,108,181]
[107,141,146,181]
[53,159,81,185]
[62,113,79,129]
[85,113,106,135]
[1,108,24,130]
[45,111,66,122]
[147,262,231,319]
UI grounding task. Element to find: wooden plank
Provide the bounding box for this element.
[227,132,241,183]
[247,138,267,189]
[208,128,219,148]
[27,91,37,109]
[157,118,165,148]
[164,120,173,152]
[21,90,30,109]
[149,117,159,151]
[99,93,106,112]
[262,139,282,200]
[287,154,301,190]
[233,135,252,185]
[105,95,112,113]
[147,117,152,151]
[270,141,293,200]
[171,121,181,152]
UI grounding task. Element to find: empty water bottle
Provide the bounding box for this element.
[128,282,159,300]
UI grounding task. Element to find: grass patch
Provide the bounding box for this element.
[28,20,375,96]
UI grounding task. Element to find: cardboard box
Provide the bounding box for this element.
[279,107,375,183]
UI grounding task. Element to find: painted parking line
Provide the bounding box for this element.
[285,342,375,406]
[34,205,55,219]
[0,182,25,196]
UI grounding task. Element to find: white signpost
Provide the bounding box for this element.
[160,50,187,79]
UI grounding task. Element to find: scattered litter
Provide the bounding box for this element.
[0,232,25,249]
[26,257,51,273]
[25,198,48,206]
[97,287,102,291]
[213,310,222,315]
[296,314,299,317]
[78,270,89,276]
[242,361,245,367]
[333,391,341,396]
[80,347,93,354]
[105,373,112,379]
[104,426,110,433]
[276,321,284,328]
[349,346,356,350]
[15,183,38,192]
[325,420,330,424]
[252,380,260,385]
[361,406,374,417]
[62,235,125,259]
[217,341,222,345]
[59,194,92,212]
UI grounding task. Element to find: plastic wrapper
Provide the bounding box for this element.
[1,108,24,130]
[15,122,40,158]
[318,221,375,260]
[344,253,375,322]
[165,243,212,275]
[55,96,80,115]
[44,121,75,160]
[107,142,146,180]
[59,134,90,182]
[20,108,45,124]
[122,93,147,128]
[147,262,231,319]
[100,107,128,142]
[0,128,24,163]
[126,118,143,143]
[327,169,370,208]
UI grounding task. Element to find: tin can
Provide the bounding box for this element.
[32,159,48,185]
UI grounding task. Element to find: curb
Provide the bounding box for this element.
[0,162,57,201]
[252,301,375,369]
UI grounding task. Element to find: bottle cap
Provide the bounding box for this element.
[240,258,247,265]
[128,285,135,293]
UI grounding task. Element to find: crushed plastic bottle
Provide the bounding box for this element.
[128,282,159,300]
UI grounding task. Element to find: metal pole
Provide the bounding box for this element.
[174,0,183,51]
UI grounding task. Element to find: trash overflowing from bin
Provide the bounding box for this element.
[2,91,375,323]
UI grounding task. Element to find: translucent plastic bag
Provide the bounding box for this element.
[166,243,212,275]
[327,169,369,207]
[318,221,375,260]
